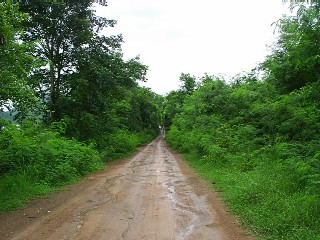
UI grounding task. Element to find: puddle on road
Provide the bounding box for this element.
[150,141,213,239]
[95,138,217,239]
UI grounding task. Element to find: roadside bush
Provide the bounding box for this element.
[0,120,103,185]
[0,119,33,174]
[100,129,146,162]
[30,133,102,185]
[166,71,320,239]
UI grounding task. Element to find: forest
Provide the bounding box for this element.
[0,1,161,211]
[1,1,320,239]
[164,2,320,239]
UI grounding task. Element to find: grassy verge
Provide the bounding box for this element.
[184,153,320,240]
[0,171,56,211]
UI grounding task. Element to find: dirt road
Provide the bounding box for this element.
[0,137,254,240]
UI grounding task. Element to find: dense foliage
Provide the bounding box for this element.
[165,3,320,239]
[0,1,161,210]
[0,3,36,114]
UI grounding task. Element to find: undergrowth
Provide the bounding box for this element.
[0,119,157,212]
[99,129,156,162]
[184,153,320,240]
[165,79,320,239]
[0,172,55,211]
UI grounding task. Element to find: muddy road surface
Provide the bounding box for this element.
[0,137,254,240]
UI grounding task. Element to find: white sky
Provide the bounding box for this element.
[94,0,292,95]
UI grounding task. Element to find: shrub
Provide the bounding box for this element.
[100,129,144,162]
[0,120,102,185]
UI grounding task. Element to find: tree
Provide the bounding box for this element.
[19,1,118,121]
[262,3,320,93]
[60,34,149,141]
[179,73,197,94]
[127,87,161,132]
[162,73,197,128]
[0,3,36,115]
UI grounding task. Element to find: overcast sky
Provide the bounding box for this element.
[94,0,292,95]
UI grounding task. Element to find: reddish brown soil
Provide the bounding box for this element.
[0,137,255,240]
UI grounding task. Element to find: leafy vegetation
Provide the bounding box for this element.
[0,1,161,211]
[1,1,319,239]
[0,3,36,114]
[165,3,320,239]
[0,118,102,211]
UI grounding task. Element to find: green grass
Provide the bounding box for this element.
[184,153,320,240]
[0,171,56,211]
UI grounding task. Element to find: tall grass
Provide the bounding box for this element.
[184,153,320,239]
[0,171,54,211]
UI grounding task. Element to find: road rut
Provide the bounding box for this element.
[0,137,254,240]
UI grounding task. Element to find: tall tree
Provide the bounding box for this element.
[62,35,148,141]
[19,0,117,121]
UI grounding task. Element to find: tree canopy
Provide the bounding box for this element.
[0,3,36,113]
[262,3,320,93]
